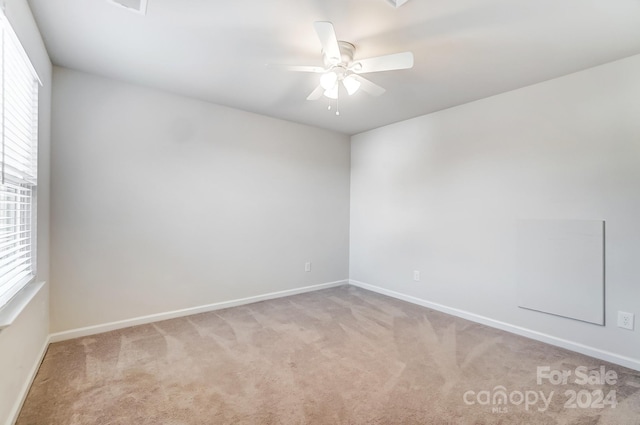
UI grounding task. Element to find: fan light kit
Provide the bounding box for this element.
[270,21,414,116]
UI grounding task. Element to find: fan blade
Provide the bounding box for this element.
[267,64,325,73]
[306,85,325,100]
[352,75,386,96]
[352,52,414,74]
[314,21,341,64]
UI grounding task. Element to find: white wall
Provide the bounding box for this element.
[50,67,350,332]
[350,54,640,366]
[0,0,51,424]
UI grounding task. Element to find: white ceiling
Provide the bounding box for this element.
[27,0,640,135]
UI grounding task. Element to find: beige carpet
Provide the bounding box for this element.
[17,286,640,424]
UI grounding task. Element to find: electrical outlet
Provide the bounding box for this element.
[413,270,420,281]
[617,311,634,330]
[305,262,311,272]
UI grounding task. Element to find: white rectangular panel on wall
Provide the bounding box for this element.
[516,219,604,325]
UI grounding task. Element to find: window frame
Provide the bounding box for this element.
[0,9,41,310]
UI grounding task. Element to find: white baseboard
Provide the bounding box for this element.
[17,276,637,425]
[49,280,348,343]
[7,336,49,425]
[349,279,640,372]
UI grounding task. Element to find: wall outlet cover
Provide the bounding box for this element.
[617,311,634,330]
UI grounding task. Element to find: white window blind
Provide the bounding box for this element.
[0,10,40,309]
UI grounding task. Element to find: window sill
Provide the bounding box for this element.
[0,281,46,332]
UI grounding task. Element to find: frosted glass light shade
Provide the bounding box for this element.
[343,75,361,95]
[324,84,338,99]
[320,72,338,90]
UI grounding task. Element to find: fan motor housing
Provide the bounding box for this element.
[323,41,356,67]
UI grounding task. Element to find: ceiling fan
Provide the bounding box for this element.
[272,21,414,110]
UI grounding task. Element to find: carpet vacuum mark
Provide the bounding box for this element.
[17,286,640,424]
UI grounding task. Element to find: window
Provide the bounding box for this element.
[0,10,40,309]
